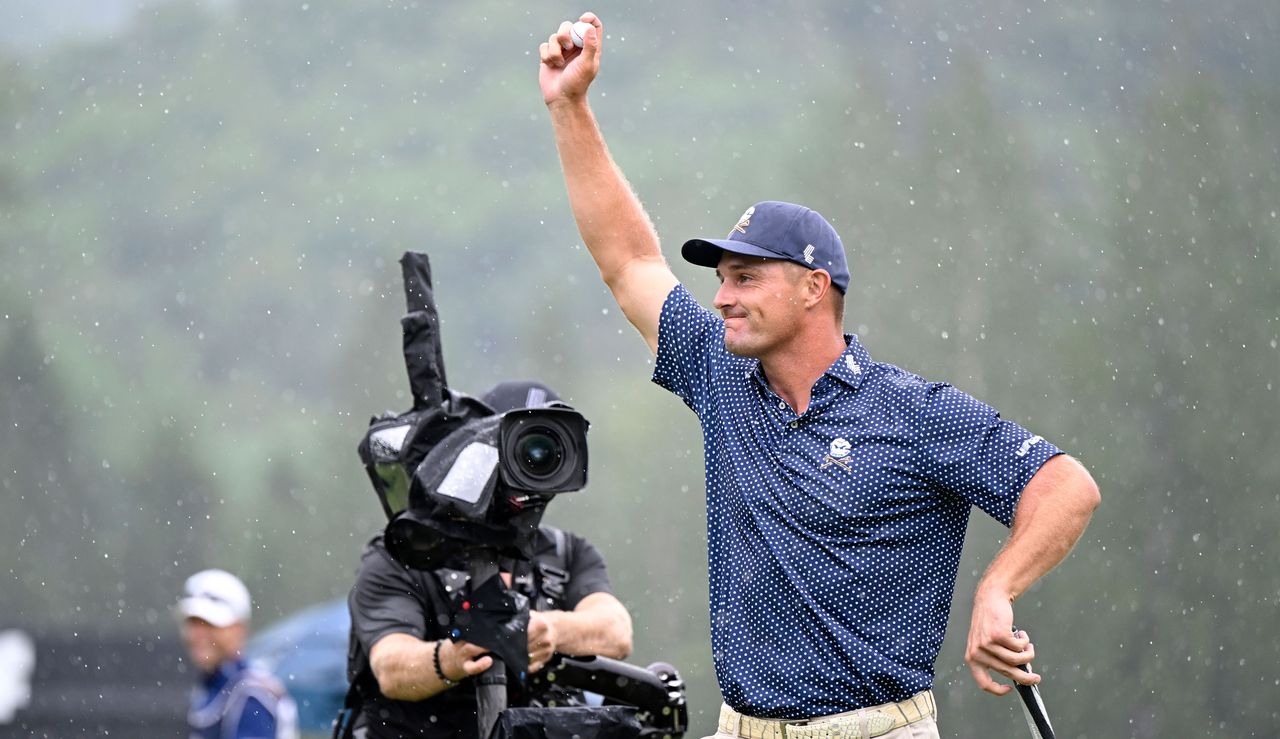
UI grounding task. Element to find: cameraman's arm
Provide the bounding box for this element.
[368,633,492,701]
[527,592,633,672]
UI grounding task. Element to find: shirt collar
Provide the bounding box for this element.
[748,334,872,395]
[827,334,871,391]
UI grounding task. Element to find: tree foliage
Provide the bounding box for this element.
[2,1,1277,734]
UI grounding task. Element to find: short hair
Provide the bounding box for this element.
[782,261,844,323]
[829,287,845,321]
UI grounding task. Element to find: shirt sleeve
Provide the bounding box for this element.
[348,538,434,653]
[560,532,613,610]
[651,283,723,416]
[916,383,1062,526]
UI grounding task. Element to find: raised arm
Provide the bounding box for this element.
[965,453,1101,695]
[539,14,678,354]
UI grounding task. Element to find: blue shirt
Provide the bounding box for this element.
[188,658,297,739]
[651,284,1061,718]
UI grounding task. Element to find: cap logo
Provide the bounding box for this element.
[196,590,229,605]
[803,245,815,264]
[731,206,755,235]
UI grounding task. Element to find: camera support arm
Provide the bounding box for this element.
[536,655,689,737]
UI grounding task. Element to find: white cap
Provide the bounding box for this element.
[175,569,252,627]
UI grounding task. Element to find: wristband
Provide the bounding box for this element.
[433,640,457,687]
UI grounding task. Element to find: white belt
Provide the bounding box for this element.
[717,690,936,739]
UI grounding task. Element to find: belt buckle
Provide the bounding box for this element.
[781,710,897,739]
[779,720,837,739]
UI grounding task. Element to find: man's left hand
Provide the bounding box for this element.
[965,591,1040,695]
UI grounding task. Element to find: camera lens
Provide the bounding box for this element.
[499,408,588,493]
[516,430,562,477]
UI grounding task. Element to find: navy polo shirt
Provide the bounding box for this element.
[651,284,1061,718]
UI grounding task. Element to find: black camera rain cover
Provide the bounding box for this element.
[383,407,549,569]
[358,389,496,518]
[451,572,532,676]
[487,706,642,739]
[412,413,504,519]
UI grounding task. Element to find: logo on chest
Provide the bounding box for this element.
[820,437,853,472]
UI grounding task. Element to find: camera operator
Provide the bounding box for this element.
[345,380,634,739]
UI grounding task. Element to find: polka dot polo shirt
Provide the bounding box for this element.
[651,284,1061,719]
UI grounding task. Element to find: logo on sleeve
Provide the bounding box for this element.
[1016,435,1044,458]
[821,437,853,472]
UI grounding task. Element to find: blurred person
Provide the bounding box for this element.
[176,569,299,739]
[0,629,35,723]
[344,379,633,739]
[538,14,1100,739]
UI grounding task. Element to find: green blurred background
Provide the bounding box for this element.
[1,0,1277,735]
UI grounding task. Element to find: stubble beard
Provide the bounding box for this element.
[722,321,769,359]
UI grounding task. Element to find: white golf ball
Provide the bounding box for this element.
[569,21,592,48]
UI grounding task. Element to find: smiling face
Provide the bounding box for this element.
[181,616,246,674]
[713,253,814,359]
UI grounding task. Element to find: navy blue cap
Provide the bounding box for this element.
[681,201,849,293]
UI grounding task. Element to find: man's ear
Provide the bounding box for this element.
[804,269,833,309]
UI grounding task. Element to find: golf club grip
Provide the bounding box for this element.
[1015,663,1055,739]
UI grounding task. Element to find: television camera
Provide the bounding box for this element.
[349,252,688,739]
